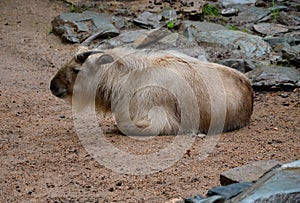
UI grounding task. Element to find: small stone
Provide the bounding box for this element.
[253,23,289,36]
[133,11,162,29]
[221,8,239,16]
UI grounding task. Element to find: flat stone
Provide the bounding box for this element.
[207,182,253,200]
[282,45,300,67]
[230,5,270,23]
[278,11,300,26]
[185,195,225,203]
[221,8,239,16]
[134,11,162,29]
[264,36,300,49]
[132,29,171,48]
[219,0,256,7]
[52,11,119,43]
[220,160,281,186]
[161,9,178,21]
[193,30,271,58]
[227,160,300,203]
[253,23,289,36]
[219,59,255,73]
[246,66,300,90]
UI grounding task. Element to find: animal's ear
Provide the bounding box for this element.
[96,54,114,65]
[75,51,104,64]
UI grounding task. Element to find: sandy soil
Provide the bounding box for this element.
[0,0,299,202]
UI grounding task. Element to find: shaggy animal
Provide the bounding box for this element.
[50,47,253,135]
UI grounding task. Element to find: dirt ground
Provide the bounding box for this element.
[0,0,299,202]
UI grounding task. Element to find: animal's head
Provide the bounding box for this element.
[50,50,114,102]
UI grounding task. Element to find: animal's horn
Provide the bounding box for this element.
[75,50,105,64]
[81,30,109,47]
[77,30,109,54]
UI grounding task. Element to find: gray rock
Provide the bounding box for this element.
[207,182,253,200]
[183,21,227,43]
[111,15,125,29]
[185,195,225,203]
[96,29,207,61]
[230,5,270,23]
[192,30,271,58]
[161,9,178,21]
[264,36,300,49]
[219,59,255,73]
[119,30,148,44]
[219,0,256,7]
[278,12,300,26]
[132,29,172,49]
[134,11,162,29]
[221,8,239,16]
[253,23,289,36]
[220,160,281,186]
[52,11,119,43]
[228,160,300,203]
[246,66,300,89]
[282,45,300,67]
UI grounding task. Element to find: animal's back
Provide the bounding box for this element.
[104,48,253,134]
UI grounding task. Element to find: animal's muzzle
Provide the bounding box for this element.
[50,79,67,98]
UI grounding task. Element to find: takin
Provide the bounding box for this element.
[50,47,253,135]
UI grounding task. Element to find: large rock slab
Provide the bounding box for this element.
[133,11,162,29]
[219,0,256,7]
[228,160,300,203]
[282,45,300,67]
[192,30,271,58]
[97,29,208,61]
[220,160,281,186]
[229,5,270,23]
[52,11,119,43]
[253,23,289,36]
[246,66,300,90]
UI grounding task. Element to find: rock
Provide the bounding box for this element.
[183,21,227,42]
[246,66,300,90]
[227,160,300,203]
[192,30,271,58]
[278,12,300,26]
[111,15,125,29]
[253,23,289,36]
[185,195,225,203]
[219,0,256,7]
[207,182,253,200]
[219,59,255,73]
[230,5,270,23]
[164,197,184,203]
[161,9,178,21]
[184,21,227,34]
[119,30,148,44]
[95,28,208,61]
[220,160,281,186]
[51,11,119,43]
[221,8,239,16]
[132,29,171,48]
[264,36,300,49]
[181,1,205,20]
[282,45,300,67]
[133,11,162,29]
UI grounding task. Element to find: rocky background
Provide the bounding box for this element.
[52,0,300,90]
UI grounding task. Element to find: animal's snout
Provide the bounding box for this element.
[50,78,67,98]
